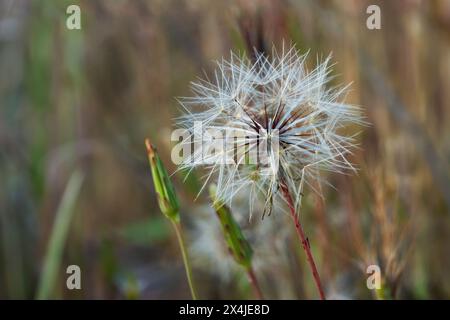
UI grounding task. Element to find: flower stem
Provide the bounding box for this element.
[246,266,264,299]
[280,183,326,300]
[172,221,198,300]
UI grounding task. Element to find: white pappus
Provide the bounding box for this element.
[175,45,364,219]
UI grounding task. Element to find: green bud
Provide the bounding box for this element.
[209,184,253,268]
[145,139,180,222]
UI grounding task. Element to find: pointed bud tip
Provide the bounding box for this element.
[145,139,180,221]
[208,184,217,198]
[144,138,154,152]
[145,138,157,163]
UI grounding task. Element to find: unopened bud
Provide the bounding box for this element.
[145,139,180,222]
[209,184,253,268]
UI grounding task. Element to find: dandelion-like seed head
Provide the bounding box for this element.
[176,45,363,218]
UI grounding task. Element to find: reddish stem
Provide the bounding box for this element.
[280,183,326,300]
[246,266,264,300]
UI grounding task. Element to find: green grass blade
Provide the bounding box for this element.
[36,170,84,300]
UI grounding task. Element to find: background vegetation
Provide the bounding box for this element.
[0,0,449,299]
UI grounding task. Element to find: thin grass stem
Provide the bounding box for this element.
[172,221,198,300]
[280,182,326,300]
[36,170,84,300]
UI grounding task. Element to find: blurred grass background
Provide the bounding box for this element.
[0,0,449,299]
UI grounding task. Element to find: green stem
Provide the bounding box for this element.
[374,281,392,300]
[172,221,198,300]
